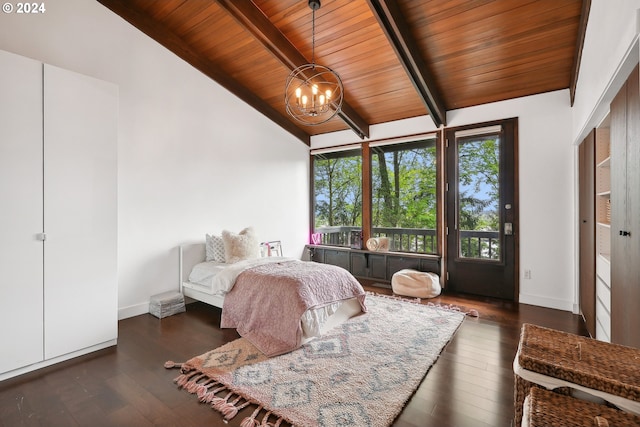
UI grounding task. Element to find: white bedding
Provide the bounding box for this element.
[300,298,361,339]
[183,255,362,343]
[186,261,228,292]
[186,256,294,295]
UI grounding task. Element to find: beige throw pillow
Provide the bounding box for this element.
[222,227,259,263]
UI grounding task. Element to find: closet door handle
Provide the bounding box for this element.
[619,230,631,237]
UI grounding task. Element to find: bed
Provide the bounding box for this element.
[178,242,367,356]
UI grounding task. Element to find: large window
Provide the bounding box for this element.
[370,138,437,253]
[312,136,438,254]
[311,120,513,298]
[313,148,362,246]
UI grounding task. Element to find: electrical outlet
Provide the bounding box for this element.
[524,269,531,280]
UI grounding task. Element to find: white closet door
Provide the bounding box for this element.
[0,50,44,373]
[43,64,118,359]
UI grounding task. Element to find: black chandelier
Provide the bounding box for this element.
[284,0,344,125]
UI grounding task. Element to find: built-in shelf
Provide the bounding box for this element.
[596,156,610,168]
[594,125,611,343]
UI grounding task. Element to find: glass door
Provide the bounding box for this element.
[445,119,518,299]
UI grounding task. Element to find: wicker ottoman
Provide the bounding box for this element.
[513,323,640,427]
[524,387,640,427]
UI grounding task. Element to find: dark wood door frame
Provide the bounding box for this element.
[443,118,519,300]
[578,129,596,337]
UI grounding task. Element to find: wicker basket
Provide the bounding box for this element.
[513,323,640,426]
[525,387,640,427]
[515,377,570,426]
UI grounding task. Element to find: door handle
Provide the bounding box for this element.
[504,223,513,235]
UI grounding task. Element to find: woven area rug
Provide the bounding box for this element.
[165,294,466,426]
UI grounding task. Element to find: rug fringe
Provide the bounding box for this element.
[211,392,249,420]
[240,406,285,427]
[241,406,262,427]
[164,362,290,425]
[259,410,283,426]
[163,360,181,369]
[366,291,479,317]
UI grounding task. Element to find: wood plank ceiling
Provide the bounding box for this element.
[97,0,589,145]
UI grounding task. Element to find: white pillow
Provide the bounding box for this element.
[205,234,226,262]
[221,227,259,264]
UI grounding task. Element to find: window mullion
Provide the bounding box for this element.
[362,143,372,244]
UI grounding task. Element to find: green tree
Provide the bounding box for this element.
[313,136,500,257]
[457,136,499,231]
[371,142,437,229]
[457,136,500,259]
[314,154,362,228]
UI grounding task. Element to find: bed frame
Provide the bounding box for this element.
[179,243,225,308]
[178,241,283,309]
[178,241,364,347]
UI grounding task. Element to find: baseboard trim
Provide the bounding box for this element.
[118,302,149,320]
[0,340,117,382]
[519,293,574,312]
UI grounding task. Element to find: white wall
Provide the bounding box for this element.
[0,0,310,319]
[449,91,575,311]
[312,91,576,311]
[572,0,640,144]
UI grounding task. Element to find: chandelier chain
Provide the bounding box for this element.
[311,7,315,65]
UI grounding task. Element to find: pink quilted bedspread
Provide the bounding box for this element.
[220,260,367,356]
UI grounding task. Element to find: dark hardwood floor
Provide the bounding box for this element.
[0,285,587,427]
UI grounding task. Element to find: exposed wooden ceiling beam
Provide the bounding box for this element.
[216,0,370,139]
[96,0,311,145]
[367,0,447,127]
[570,0,591,106]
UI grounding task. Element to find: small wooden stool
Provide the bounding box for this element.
[524,387,640,427]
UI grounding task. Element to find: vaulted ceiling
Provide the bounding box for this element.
[97,0,589,145]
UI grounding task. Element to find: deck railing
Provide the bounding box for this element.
[458,230,501,260]
[371,227,437,254]
[313,226,500,259]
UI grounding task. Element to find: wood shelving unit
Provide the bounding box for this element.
[594,126,611,342]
